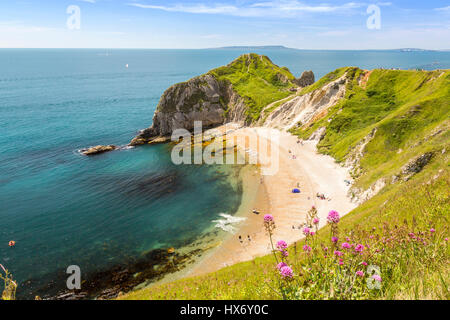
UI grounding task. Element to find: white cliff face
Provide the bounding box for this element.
[151,74,227,136]
[262,75,347,131]
[130,74,248,145]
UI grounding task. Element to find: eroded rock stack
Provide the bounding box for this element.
[294,70,315,87]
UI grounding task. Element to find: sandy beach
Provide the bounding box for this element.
[188,126,357,276]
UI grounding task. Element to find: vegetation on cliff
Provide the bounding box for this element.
[291,68,450,192]
[209,53,297,121]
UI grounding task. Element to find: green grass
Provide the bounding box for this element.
[209,53,297,122]
[120,158,449,300]
[298,67,354,95]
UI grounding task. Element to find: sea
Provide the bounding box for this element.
[1,48,449,298]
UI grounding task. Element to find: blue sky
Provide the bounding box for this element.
[0,0,449,49]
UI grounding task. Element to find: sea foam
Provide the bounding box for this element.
[212,213,246,233]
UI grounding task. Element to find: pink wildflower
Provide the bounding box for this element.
[334,250,343,257]
[356,271,364,277]
[430,228,435,233]
[276,240,288,251]
[313,218,320,225]
[355,244,364,253]
[327,210,340,224]
[332,237,338,243]
[276,262,287,270]
[280,266,293,279]
[303,227,311,236]
[362,262,368,266]
[264,214,274,222]
[341,242,351,249]
[310,231,315,236]
[303,245,312,252]
[372,275,382,282]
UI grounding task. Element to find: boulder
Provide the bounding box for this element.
[81,145,117,156]
[402,152,434,175]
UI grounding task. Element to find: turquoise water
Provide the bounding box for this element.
[1,48,449,298]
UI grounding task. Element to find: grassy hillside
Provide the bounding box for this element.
[292,68,450,190]
[119,67,449,300]
[120,163,449,300]
[209,53,297,122]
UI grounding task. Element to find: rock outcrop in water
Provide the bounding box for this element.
[81,145,117,156]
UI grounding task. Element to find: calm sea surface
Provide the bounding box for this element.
[1,48,449,298]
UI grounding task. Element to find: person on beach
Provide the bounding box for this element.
[247,235,251,242]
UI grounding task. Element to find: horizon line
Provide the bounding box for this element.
[0,47,448,51]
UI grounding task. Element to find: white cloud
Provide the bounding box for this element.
[129,3,238,14]
[127,1,365,17]
[435,6,450,12]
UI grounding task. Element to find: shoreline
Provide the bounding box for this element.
[132,163,268,290]
[122,125,356,295]
[186,164,270,276]
[186,127,357,277]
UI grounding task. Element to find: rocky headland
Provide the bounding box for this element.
[129,53,302,146]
